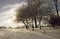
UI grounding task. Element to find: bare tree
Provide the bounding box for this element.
[15,0,54,30]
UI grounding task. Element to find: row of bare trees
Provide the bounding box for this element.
[15,0,59,30]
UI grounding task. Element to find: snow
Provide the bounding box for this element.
[0,28,60,39]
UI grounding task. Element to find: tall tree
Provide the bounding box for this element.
[53,0,59,27]
[15,0,53,30]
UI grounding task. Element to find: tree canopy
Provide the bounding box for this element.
[15,0,54,29]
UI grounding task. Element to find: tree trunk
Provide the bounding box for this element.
[39,16,42,30]
[22,19,28,30]
[32,17,34,31]
[39,17,41,30]
[54,0,59,27]
[34,16,37,28]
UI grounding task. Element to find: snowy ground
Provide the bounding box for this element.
[0,28,60,39]
[32,27,60,39]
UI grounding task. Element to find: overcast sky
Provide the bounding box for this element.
[0,0,26,27]
[0,0,26,12]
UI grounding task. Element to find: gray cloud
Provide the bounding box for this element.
[0,0,26,11]
[0,0,26,15]
[0,2,26,26]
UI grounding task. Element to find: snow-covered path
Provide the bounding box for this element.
[0,29,59,39]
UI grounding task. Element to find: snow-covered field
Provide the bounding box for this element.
[33,27,60,39]
[0,28,60,39]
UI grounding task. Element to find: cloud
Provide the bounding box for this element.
[2,5,13,9]
[1,2,27,20]
[0,2,27,27]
